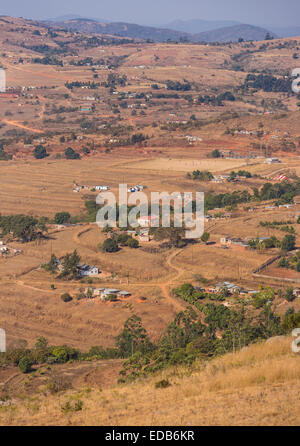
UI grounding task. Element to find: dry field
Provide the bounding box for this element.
[1,337,299,426]
[0,152,299,349]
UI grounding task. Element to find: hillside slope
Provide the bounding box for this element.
[1,337,299,426]
[191,24,277,42]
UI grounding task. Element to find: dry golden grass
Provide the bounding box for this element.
[1,337,299,426]
[125,157,251,173]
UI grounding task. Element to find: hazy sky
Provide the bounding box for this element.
[1,0,300,26]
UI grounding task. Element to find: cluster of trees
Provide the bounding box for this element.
[197,91,235,106]
[65,81,100,90]
[243,74,291,93]
[105,73,127,89]
[33,145,48,159]
[42,250,81,280]
[166,80,192,91]
[2,297,299,383]
[248,234,296,252]
[278,251,300,272]
[209,149,222,158]
[230,170,252,179]
[204,180,300,211]
[186,170,213,181]
[100,233,139,252]
[65,147,80,159]
[151,227,186,248]
[260,220,295,234]
[32,56,63,66]
[0,141,12,160]
[0,214,47,242]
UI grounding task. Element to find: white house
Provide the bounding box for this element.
[77,264,99,277]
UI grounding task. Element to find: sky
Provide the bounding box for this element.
[1,0,300,27]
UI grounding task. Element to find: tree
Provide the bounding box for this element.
[35,336,48,350]
[285,287,295,302]
[210,149,221,158]
[281,234,296,252]
[18,357,32,373]
[102,238,119,253]
[265,32,274,40]
[65,147,80,159]
[61,250,81,279]
[200,232,210,244]
[127,237,139,249]
[116,315,153,357]
[54,212,71,224]
[43,254,58,273]
[33,145,48,159]
[61,293,72,302]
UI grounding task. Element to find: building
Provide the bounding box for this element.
[215,282,241,294]
[265,158,281,164]
[77,264,99,277]
[220,236,248,248]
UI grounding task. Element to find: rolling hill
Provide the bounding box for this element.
[191,24,277,43]
[44,18,275,43]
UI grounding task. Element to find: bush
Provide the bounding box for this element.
[65,147,80,160]
[61,293,72,303]
[281,235,296,252]
[54,212,71,224]
[102,238,119,253]
[33,145,48,159]
[127,237,139,248]
[155,379,171,389]
[18,357,32,373]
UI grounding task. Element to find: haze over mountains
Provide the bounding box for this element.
[45,16,279,43]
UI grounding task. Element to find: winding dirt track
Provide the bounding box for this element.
[2,119,44,134]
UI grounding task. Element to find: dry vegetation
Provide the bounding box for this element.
[0,16,300,426]
[1,337,299,426]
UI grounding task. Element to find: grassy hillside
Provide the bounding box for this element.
[0,337,299,426]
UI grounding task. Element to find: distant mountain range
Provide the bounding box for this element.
[45,16,300,41]
[161,19,241,34]
[191,24,276,43]
[45,17,278,43]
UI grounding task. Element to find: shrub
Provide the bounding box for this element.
[54,212,71,224]
[61,293,72,303]
[65,147,80,160]
[127,237,139,248]
[155,379,171,389]
[33,145,48,159]
[102,238,119,253]
[281,235,296,252]
[18,357,32,373]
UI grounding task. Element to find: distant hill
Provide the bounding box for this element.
[48,19,189,42]
[47,14,110,23]
[162,19,241,34]
[191,24,277,43]
[267,25,300,38]
[44,18,275,43]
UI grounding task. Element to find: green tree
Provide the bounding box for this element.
[43,254,58,273]
[102,238,119,253]
[116,315,153,357]
[127,237,139,248]
[54,212,71,224]
[33,145,48,159]
[200,232,210,244]
[18,357,32,373]
[65,147,80,160]
[281,234,296,252]
[61,250,81,279]
[61,293,72,302]
[285,287,295,302]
